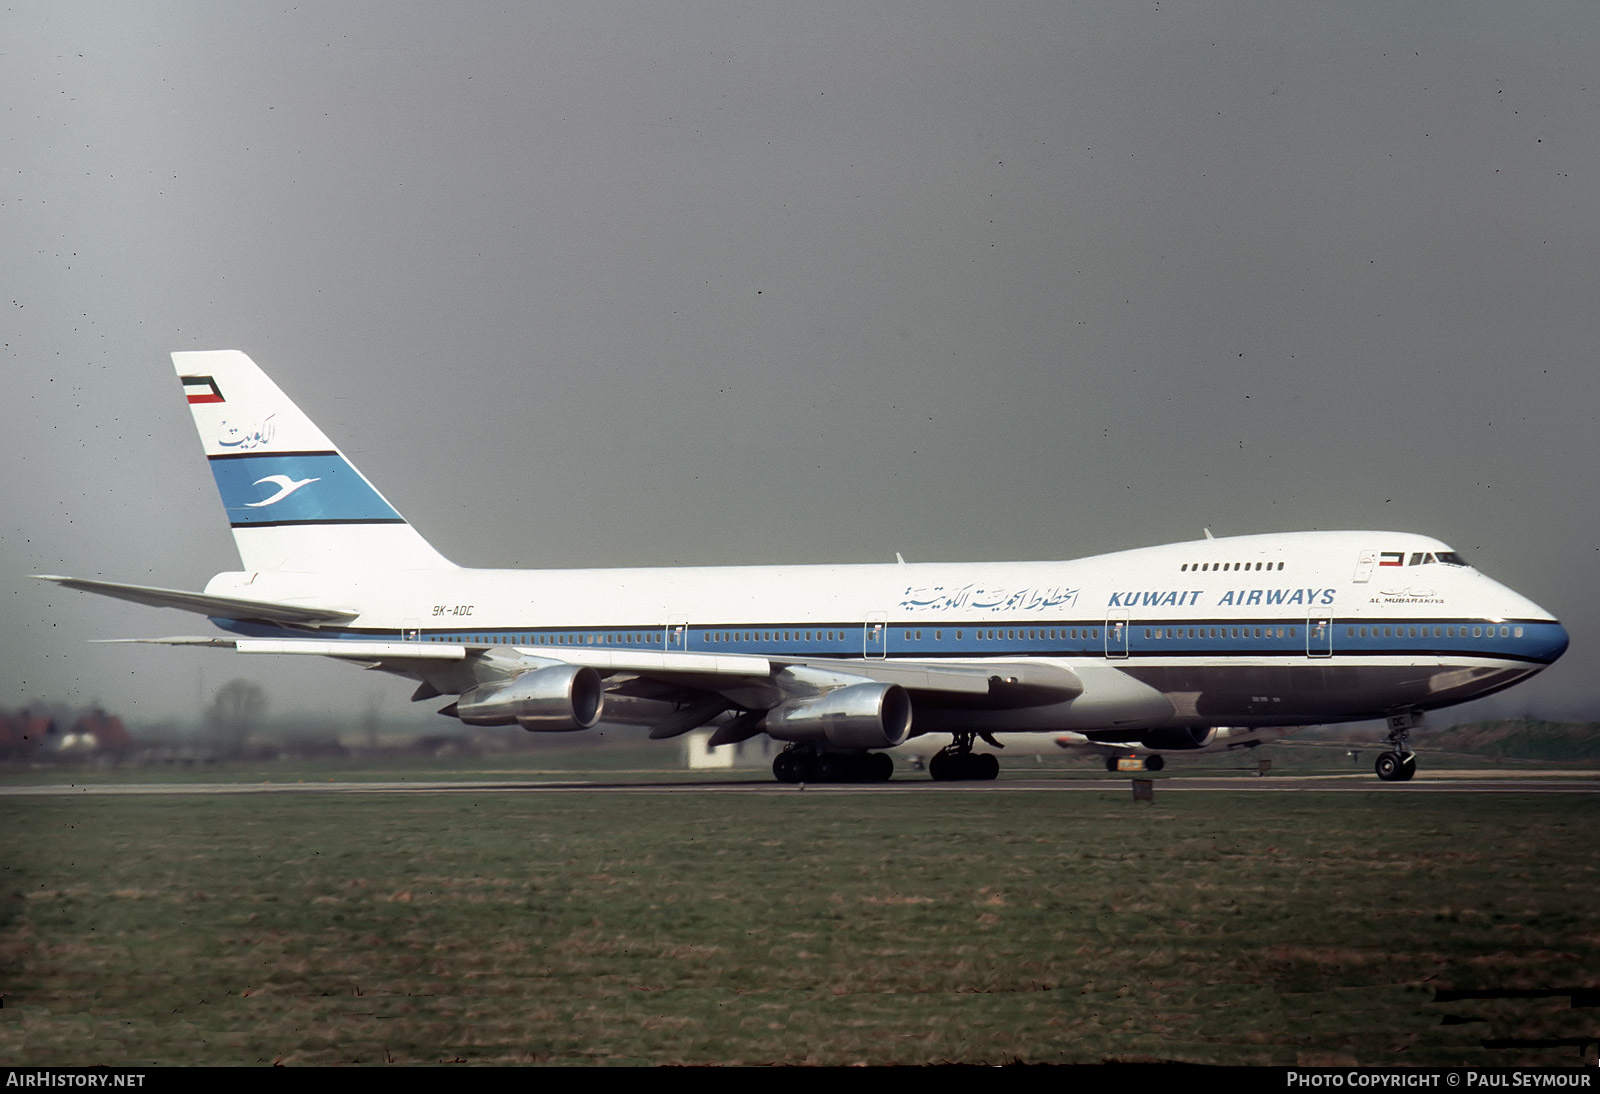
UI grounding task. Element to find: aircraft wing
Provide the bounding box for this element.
[103,635,1081,730]
[111,635,1016,692]
[35,575,359,626]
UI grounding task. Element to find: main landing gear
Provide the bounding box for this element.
[929,732,1000,781]
[772,744,893,784]
[1375,709,1422,782]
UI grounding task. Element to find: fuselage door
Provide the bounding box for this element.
[1306,612,1333,658]
[1104,609,1129,659]
[665,618,689,652]
[864,613,888,659]
[1353,550,1377,584]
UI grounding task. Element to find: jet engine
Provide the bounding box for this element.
[763,682,912,750]
[447,664,604,731]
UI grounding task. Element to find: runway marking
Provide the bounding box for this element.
[4,774,1599,797]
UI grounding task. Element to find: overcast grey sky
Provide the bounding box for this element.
[6,2,1598,726]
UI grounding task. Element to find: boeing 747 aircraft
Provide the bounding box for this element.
[40,351,1568,782]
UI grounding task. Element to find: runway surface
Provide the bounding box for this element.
[5,770,1599,797]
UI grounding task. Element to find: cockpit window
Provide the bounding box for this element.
[1406,550,1468,567]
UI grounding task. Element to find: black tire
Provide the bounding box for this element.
[929,752,953,781]
[975,753,1000,781]
[1144,754,1165,772]
[773,752,802,783]
[1398,754,1417,782]
[869,752,894,782]
[1375,751,1402,781]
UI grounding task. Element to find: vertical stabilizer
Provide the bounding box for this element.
[173,350,457,573]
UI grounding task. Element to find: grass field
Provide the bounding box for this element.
[3,781,1598,1066]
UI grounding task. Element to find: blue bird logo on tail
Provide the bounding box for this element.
[245,475,321,507]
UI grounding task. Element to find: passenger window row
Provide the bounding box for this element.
[1180,561,1286,572]
[1347,625,1522,639]
[420,621,1528,647]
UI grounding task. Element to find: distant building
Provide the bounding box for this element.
[0,710,54,758]
[0,706,133,758]
[64,707,133,753]
[685,731,778,770]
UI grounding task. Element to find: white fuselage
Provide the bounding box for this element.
[204,529,1566,738]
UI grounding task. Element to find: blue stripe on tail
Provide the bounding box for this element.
[208,451,403,526]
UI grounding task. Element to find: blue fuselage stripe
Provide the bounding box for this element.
[210,616,1567,666]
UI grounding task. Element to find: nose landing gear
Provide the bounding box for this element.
[1375,710,1422,782]
[1374,751,1417,781]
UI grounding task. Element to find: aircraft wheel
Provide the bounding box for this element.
[1375,751,1402,782]
[929,753,954,781]
[1105,756,1120,773]
[1398,754,1417,782]
[975,753,999,781]
[773,752,803,783]
[1145,754,1165,772]
[869,752,894,782]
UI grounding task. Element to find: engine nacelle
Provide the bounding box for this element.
[1135,726,1217,751]
[451,664,604,731]
[763,682,912,750]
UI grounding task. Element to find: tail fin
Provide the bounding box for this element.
[173,350,456,573]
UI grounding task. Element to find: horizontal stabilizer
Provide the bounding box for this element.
[36,575,358,626]
[92,635,241,647]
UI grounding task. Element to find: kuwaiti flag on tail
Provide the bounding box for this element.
[181,375,225,404]
[1379,551,1405,567]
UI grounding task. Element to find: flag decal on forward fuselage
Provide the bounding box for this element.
[1378,551,1404,567]
[181,375,224,404]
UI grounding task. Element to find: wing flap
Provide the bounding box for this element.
[237,638,470,660]
[772,656,992,696]
[99,635,470,663]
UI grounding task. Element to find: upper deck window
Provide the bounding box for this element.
[1184,560,1287,572]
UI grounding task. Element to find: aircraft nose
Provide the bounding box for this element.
[1541,620,1570,665]
[1495,579,1568,665]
